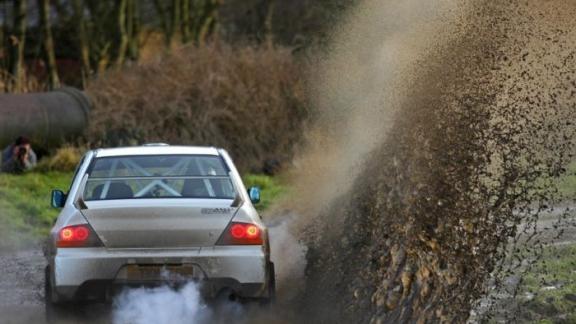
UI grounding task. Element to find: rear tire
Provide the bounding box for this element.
[260,262,276,306]
[44,266,75,323]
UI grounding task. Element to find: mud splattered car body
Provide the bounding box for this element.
[44,145,275,315]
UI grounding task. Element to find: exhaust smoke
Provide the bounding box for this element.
[112,281,248,324]
[112,283,214,324]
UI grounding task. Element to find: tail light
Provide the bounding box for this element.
[217,222,264,245]
[57,224,103,248]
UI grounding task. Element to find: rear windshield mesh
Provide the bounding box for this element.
[84,155,236,200]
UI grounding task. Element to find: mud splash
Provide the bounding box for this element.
[294,0,576,322]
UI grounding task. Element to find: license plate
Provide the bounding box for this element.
[125,265,194,281]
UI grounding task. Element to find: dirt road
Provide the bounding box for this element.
[0,248,45,324]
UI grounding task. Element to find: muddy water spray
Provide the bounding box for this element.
[286,0,576,323]
[269,0,471,302]
[285,0,470,221]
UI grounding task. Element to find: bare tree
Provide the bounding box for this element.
[179,0,221,46]
[0,1,5,72]
[152,0,171,48]
[263,0,275,47]
[170,0,181,46]
[72,0,90,82]
[127,0,139,61]
[181,0,191,44]
[195,0,221,45]
[38,0,60,89]
[84,2,114,74]
[115,0,128,67]
[9,0,27,92]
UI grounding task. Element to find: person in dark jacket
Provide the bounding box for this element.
[1,136,37,173]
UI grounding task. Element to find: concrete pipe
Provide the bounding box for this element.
[0,88,91,149]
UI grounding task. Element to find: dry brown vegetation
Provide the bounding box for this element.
[85,43,310,171]
[0,70,46,94]
[35,146,83,172]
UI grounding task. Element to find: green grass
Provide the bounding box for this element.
[0,171,285,249]
[518,244,576,323]
[0,171,73,249]
[557,161,576,198]
[518,161,576,321]
[242,174,288,211]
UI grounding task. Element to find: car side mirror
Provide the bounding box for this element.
[51,189,66,208]
[248,186,261,204]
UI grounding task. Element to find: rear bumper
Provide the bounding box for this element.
[50,246,269,302]
[55,279,266,303]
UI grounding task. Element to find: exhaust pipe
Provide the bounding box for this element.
[215,288,238,303]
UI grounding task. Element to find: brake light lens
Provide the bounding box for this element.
[57,224,102,248]
[218,222,263,245]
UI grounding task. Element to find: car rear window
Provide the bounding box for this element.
[84,155,236,200]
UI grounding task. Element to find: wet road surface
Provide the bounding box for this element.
[0,248,45,324]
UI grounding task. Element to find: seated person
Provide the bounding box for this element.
[182,179,210,198]
[1,136,37,174]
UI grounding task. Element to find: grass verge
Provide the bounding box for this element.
[242,174,288,211]
[0,172,73,249]
[517,244,576,323]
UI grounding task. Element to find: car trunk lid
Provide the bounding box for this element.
[81,199,236,248]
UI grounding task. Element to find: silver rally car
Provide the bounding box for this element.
[44,145,275,316]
